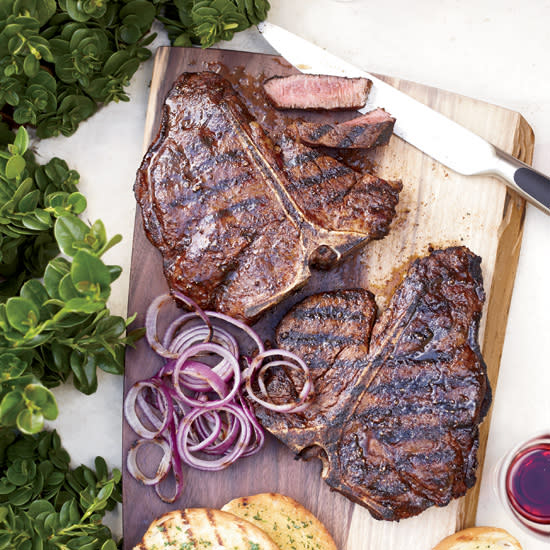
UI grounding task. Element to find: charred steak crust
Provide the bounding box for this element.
[256,247,491,521]
[292,108,396,149]
[135,72,401,321]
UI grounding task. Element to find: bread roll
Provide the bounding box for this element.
[134,508,280,550]
[222,493,337,550]
[433,526,522,550]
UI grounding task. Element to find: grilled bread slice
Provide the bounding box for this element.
[222,493,337,550]
[133,508,280,550]
[433,527,522,550]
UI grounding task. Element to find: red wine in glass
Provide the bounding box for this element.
[505,441,550,531]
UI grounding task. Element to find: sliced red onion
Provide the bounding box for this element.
[127,438,171,486]
[125,292,313,503]
[245,349,313,413]
[124,380,172,439]
[172,343,240,408]
[207,311,265,354]
[176,404,251,471]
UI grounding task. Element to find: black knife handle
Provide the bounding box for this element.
[514,167,550,211]
[494,149,550,215]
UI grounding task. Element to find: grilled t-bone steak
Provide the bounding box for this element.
[263,74,372,110]
[254,247,491,520]
[135,72,401,321]
[292,108,396,149]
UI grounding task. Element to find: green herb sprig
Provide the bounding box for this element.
[0,128,144,434]
[0,0,271,140]
[0,0,155,138]
[0,210,144,433]
[0,127,84,300]
[0,428,121,550]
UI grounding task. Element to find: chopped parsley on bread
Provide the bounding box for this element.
[222,493,337,550]
[133,508,280,550]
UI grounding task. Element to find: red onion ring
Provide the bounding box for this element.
[124,380,173,439]
[124,292,313,502]
[126,438,171,486]
[176,404,251,471]
[172,343,240,408]
[245,350,313,413]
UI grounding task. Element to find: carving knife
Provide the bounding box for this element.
[257,22,550,215]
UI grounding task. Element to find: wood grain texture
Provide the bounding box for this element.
[123,46,534,550]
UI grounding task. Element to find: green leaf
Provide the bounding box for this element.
[43,257,71,299]
[0,391,24,426]
[71,249,111,296]
[173,32,192,47]
[19,279,48,307]
[70,351,97,395]
[63,298,105,314]
[119,23,142,44]
[0,353,28,380]
[21,212,51,231]
[8,485,34,505]
[34,0,57,25]
[101,540,117,550]
[23,385,58,420]
[94,456,107,480]
[18,189,41,212]
[5,155,26,179]
[95,352,122,375]
[5,297,40,333]
[28,500,55,517]
[63,0,91,22]
[13,126,29,155]
[107,264,122,282]
[95,315,125,339]
[58,273,81,302]
[16,408,44,434]
[66,192,87,214]
[101,50,131,76]
[23,55,40,78]
[0,533,12,550]
[54,214,89,256]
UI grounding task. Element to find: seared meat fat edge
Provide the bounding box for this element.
[135,72,401,321]
[255,246,491,521]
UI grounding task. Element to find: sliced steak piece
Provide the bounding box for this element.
[278,134,402,239]
[293,108,396,149]
[263,74,372,110]
[135,72,401,321]
[255,247,491,521]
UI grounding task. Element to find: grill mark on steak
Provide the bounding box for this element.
[291,305,368,322]
[284,149,322,169]
[279,330,361,348]
[255,247,491,521]
[336,125,369,148]
[278,134,401,235]
[292,108,396,149]
[168,172,253,207]
[307,124,333,141]
[136,72,402,320]
[291,165,355,190]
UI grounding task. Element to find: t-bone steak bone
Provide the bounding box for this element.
[254,247,492,520]
[135,72,401,321]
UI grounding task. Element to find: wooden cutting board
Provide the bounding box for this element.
[123,46,534,550]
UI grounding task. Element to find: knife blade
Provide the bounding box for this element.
[257,22,550,215]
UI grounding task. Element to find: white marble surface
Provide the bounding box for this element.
[38,0,550,547]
